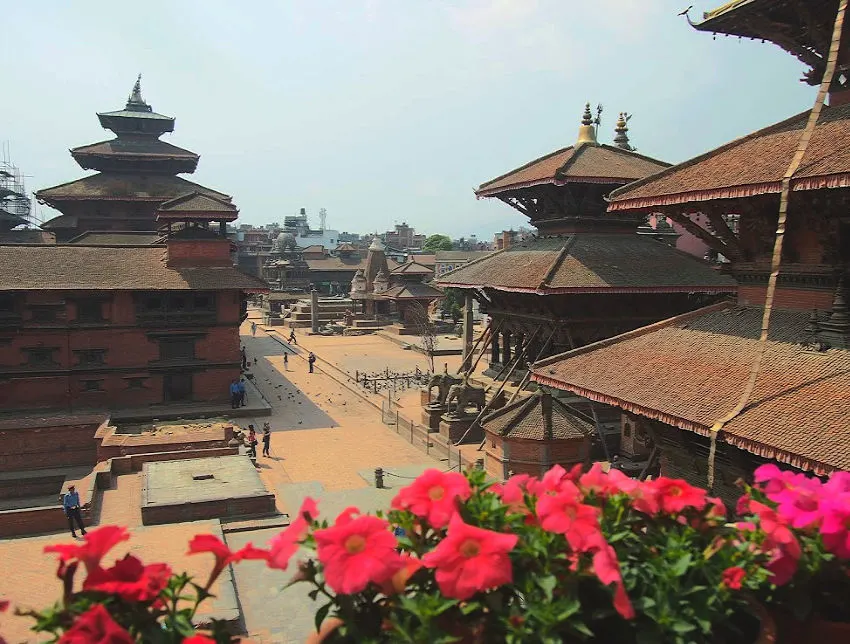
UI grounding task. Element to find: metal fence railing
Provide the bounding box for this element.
[381,398,476,472]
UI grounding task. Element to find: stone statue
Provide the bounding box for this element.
[445,382,486,416]
[426,373,462,408]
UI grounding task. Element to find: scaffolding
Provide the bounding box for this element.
[0,143,35,231]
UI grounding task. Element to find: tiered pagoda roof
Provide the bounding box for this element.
[481,390,593,441]
[438,234,736,294]
[390,258,434,277]
[532,303,850,475]
[156,192,238,222]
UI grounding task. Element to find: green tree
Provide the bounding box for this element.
[422,234,454,252]
[440,288,463,324]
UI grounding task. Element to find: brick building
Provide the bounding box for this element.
[0,236,265,412]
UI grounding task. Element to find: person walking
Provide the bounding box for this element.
[308,352,316,373]
[262,422,271,457]
[63,485,87,538]
[251,321,257,336]
[288,330,297,345]
[247,425,258,458]
[283,352,289,370]
[238,378,247,407]
[229,379,241,409]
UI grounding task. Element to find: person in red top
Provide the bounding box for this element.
[247,425,258,458]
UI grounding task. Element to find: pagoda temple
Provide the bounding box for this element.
[436,106,736,382]
[36,76,231,241]
[532,0,850,502]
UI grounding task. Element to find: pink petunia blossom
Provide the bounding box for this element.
[648,477,707,514]
[44,526,130,574]
[314,507,404,594]
[422,513,518,600]
[820,493,850,560]
[390,469,471,528]
[590,539,634,619]
[721,566,746,590]
[536,487,601,553]
[267,497,319,571]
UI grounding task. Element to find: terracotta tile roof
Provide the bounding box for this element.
[435,250,491,262]
[157,192,238,221]
[436,234,736,294]
[481,391,593,441]
[300,245,326,254]
[334,242,357,252]
[477,144,670,197]
[67,231,163,245]
[70,138,198,160]
[0,245,268,292]
[380,282,443,300]
[608,103,850,211]
[410,254,436,267]
[531,304,850,474]
[36,174,231,204]
[390,260,433,275]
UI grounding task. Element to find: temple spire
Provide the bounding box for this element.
[614,112,634,150]
[126,74,152,112]
[576,102,598,146]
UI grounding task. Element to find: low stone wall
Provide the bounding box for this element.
[141,494,276,526]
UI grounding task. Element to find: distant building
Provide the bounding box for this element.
[382,222,426,250]
[493,229,531,250]
[435,250,492,276]
[284,208,340,249]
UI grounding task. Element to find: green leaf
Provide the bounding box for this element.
[671,621,696,634]
[314,602,331,632]
[672,553,693,577]
[537,574,557,602]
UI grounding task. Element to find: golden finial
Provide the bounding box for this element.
[576,102,598,146]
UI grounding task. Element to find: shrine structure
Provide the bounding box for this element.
[436,106,737,383]
[36,77,231,241]
[532,0,850,502]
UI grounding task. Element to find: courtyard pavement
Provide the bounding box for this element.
[0,314,470,643]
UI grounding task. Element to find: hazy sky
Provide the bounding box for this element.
[2,1,815,239]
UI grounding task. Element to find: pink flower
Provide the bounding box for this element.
[44,526,130,573]
[820,493,850,559]
[187,534,268,589]
[83,554,171,602]
[528,464,578,497]
[748,500,801,560]
[536,486,601,553]
[579,463,637,498]
[722,566,746,590]
[391,469,471,528]
[649,477,707,514]
[422,513,518,600]
[590,540,634,619]
[825,472,850,495]
[379,553,424,596]
[267,497,319,570]
[766,552,798,586]
[57,604,133,644]
[314,507,404,594]
[182,637,217,644]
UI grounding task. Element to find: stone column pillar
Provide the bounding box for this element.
[461,294,474,366]
[310,289,319,333]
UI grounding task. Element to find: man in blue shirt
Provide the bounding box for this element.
[230,379,240,409]
[62,484,87,538]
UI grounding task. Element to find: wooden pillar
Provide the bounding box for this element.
[310,289,320,333]
[219,221,227,236]
[502,330,512,364]
[490,329,501,365]
[462,293,474,365]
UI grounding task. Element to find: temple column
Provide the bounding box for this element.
[490,329,501,365]
[502,331,512,364]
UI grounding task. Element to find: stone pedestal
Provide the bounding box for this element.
[439,413,483,444]
[421,405,445,431]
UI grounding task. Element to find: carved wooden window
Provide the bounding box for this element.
[126,377,147,389]
[31,306,59,323]
[74,349,107,367]
[76,299,104,323]
[623,422,632,438]
[24,347,58,367]
[158,338,195,361]
[82,379,103,392]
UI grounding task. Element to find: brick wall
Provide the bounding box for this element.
[0,290,243,411]
[167,239,232,267]
[0,506,71,538]
[738,286,834,310]
[0,421,100,470]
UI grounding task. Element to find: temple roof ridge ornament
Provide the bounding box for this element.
[126,74,151,113]
[368,236,385,251]
[614,112,634,151]
[576,102,601,146]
